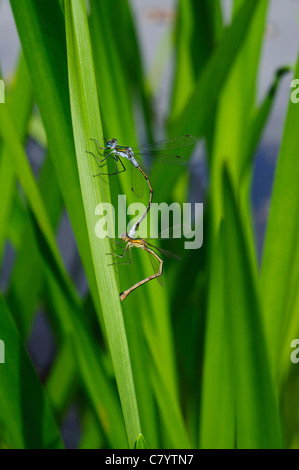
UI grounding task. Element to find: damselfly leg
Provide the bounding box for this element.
[87,139,127,177]
[107,243,132,267]
[119,241,164,301]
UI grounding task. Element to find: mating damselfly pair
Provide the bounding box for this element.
[88,134,198,300]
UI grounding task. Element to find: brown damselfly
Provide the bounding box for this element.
[108,227,190,301]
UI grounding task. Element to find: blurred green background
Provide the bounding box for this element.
[0,0,299,449]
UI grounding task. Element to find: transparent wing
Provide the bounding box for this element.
[134,152,187,166]
[158,224,193,239]
[148,224,193,240]
[146,242,181,260]
[147,250,163,287]
[132,135,199,153]
[130,166,145,199]
[132,154,151,175]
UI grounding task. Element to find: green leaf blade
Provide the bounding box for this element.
[64,0,141,448]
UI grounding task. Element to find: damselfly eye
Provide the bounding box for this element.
[107,142,111,148]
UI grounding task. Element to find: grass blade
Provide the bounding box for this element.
[10,0,102,320]
[0,295,63,449]
[221,165,282,448]
[170,0,223,119]
[199,224,234,448]
[88,0,184,446]
[7,153,62,337]
[260,52,299,374]
[64,0,141,448]
[25,198,128,447]
[0,53,33,260]
[169,0,261,136]
[153,0,262,205]
[0,104,79,309]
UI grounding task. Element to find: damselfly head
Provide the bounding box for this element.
[107,138,118,149]
[120,233,130,241]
